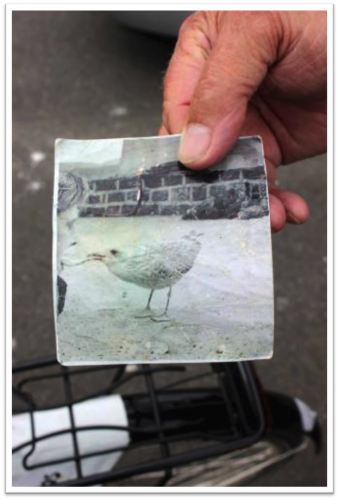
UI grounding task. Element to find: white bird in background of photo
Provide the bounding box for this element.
[87,231,202,321]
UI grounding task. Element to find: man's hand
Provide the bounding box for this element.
[160,11,327,232]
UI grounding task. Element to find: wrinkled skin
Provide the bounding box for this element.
[160,11,327,232]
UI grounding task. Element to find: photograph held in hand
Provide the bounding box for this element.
[54,134,274,365]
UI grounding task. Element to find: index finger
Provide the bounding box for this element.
[162,13,213,133]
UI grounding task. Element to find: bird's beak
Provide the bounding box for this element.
[87,253,105,261]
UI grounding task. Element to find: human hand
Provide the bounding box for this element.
[160,11,327,232]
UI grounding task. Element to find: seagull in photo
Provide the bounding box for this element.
[88,232,202,321]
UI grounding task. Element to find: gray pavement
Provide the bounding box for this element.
[12,12,327,487]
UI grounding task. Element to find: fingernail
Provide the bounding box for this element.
[179,124,212,164]
[286,210,301,224]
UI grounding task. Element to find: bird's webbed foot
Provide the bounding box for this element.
[134,308,154,319]
[150,312,171,323]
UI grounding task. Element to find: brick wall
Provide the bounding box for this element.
[80,161,269,220]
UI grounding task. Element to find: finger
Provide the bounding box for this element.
[163,13,215,134]
[158,124,169,136]
[270,186,309,225]
[178,13,281,168]
[269,193,287,233]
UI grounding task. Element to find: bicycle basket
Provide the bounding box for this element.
[12,358,266,487]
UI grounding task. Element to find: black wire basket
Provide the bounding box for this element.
[12,358,266,487]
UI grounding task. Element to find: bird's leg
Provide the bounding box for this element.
[146,289,154,310]
[150,287,172,323]
[134,290,155,318]
[164,286,172,315]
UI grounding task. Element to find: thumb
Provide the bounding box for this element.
[177,13,280,168]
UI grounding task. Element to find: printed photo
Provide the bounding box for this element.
[54,135,273,364]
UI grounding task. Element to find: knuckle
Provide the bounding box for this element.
[177,12,212,60]
[196,73,219,102]
[177,12,201,38]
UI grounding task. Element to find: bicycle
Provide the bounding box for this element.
[12,357,321,487]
